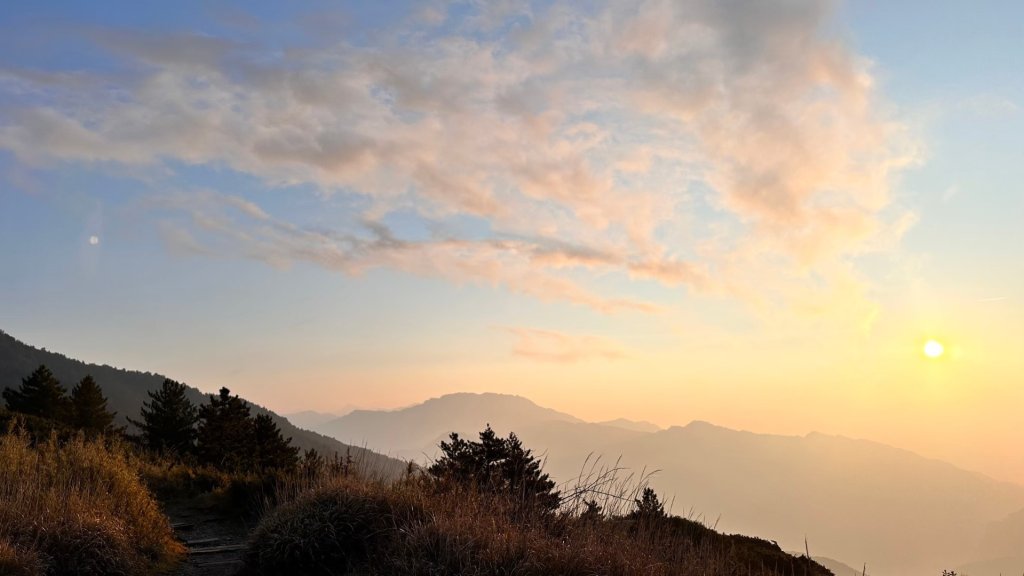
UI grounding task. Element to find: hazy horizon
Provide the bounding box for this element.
[2,0,1022,500]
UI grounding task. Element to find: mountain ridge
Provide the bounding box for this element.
[0,329,407,477]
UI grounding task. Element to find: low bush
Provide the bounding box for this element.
[244,476,425,575]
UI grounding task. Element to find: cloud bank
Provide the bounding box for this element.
[0,0,917,314]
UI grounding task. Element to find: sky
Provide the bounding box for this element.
[0,1,1022,483]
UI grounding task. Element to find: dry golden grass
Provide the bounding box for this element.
[0,427,185,576]
[243,470,832,576]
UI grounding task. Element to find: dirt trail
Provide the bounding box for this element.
[164,498,252,575]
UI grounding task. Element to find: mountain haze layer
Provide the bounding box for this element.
[313,392,1024,576]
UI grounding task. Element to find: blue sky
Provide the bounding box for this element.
[1,1,1022,481]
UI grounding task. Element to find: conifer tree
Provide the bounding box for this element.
[196,387,256,471]
[70,375,117,436]
[129,379,199,456]
[3,364,71,422]
[500,432,561,511]
[253,413,299,472]
[429,424,560,512]
[632,487,666,519]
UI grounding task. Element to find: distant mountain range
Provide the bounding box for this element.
[0,330,406,477]
[285,409,355,431]
[311,392,1024,576]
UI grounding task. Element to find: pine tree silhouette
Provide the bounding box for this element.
[70,375,117,436]
[253,413,299,472]
[632,487,666,519]
[429,424,560,512]
[3,364,71,422]
[129,379,199,456]
[196,387,256,471]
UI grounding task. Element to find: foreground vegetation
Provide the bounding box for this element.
[0,427,183,575]
[0,365,308,575]
[242,427,833,576]
[245,477,835,576]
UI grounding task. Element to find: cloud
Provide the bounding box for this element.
[503,327,626,363]
[0,0,917,316]
[152,189,660,313]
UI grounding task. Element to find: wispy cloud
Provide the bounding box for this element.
[0,0,917,316]
[151,189,660,313]
[503,327,626,363]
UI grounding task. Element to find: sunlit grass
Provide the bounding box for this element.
[0,425,184,575]
[243,460,829,576]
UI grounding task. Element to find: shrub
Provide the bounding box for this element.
[0,429,184,575]
[244,477,425,575]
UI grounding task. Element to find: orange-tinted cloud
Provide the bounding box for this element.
[503,327,626,363]
[0,0,917,318]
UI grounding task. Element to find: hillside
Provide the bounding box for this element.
[0,329,407,478]
[813,557,869,576]
[314,393,1024,576]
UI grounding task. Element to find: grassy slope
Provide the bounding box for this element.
[243,474,835,576]
[0,426,184,576]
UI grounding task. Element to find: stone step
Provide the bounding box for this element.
[185,537,233,547]
[189,544,247,556]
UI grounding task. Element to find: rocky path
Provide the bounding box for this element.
[164,498,252,575]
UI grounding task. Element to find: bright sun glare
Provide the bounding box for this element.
[923,339,945,358]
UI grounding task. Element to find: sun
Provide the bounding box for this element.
[923,339,945,359]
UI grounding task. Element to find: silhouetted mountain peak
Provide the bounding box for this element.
[661,420,738,436]
[596,417,661,433]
